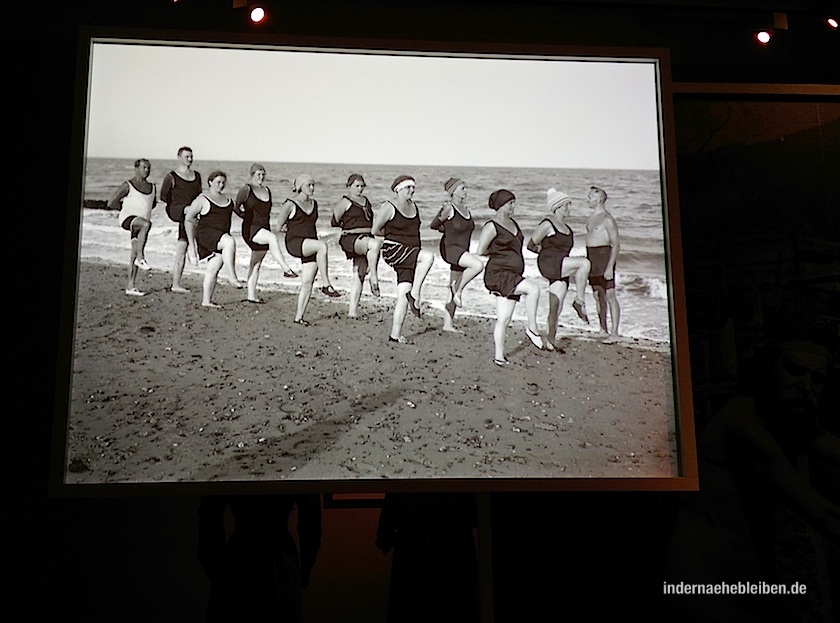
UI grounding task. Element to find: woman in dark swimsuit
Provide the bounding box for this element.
[184,171,243,308]
[233,164,297,304]
[275,174,341,325]
[526,187,591,349]
[430,177,484,332]
[475,189,544,365]
[371,175,434,344]
[332,173,382,317]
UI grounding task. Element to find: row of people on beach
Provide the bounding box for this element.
[109,147,621,364]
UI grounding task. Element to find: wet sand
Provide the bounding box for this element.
[64,260,678,485]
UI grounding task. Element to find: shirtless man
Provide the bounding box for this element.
[160,146,202,293]
[585,185,620,338]
[107,158,157,296]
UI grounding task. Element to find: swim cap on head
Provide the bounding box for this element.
[444,177,465,195]
[546,187,571,210]
[250,163,266,176]
[293,174,314,192]
[391,175,415,192]
[488,189,515,211]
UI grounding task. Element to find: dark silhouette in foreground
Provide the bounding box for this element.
[377,493,481,623]
[198,494,321,623]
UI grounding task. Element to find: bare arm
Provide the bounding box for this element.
[430,202,454,232]
[184,196,206,263]
[475,221,498,256]
[331,197,351,228]
[605,216,620,279]
[233,185,251,220]
[159,172,174,207]
[371,201,395,237]
[274,199,294,232]
[107,181,131,211]
[526,219,551,254]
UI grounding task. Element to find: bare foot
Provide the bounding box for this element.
[547,338,566,354]
[170,285,190,293]
[125,288,146,297]
[444,300,457,318]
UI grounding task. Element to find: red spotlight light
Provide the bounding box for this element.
[755,30,772,44]
[250,6,266,24]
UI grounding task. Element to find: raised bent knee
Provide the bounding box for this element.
[463,253,484,271]
[521,278,540,295]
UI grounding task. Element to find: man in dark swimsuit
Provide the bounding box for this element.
[585,185,620,339]
[160,146,202,293]
[372,175,434,344]
[108,158,156,296]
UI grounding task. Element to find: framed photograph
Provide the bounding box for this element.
[52,29,696,494]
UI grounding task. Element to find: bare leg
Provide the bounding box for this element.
[453,252,484,307]
[349,257,367,317]
[410,249,434,305]
[494,297,517,362]
[127,248,140,292]
[295,262,318,322]
[126,222,148,293]
[560,257,591,323]
[546,280,569,345]
[251,229,294,274]
[514,277,541,336]
[246,249,267,302]
[391,281,412,341]
[359,237,382,295]
[203,254,224,307]
[605,288,620,337]
[133,217,151,266]
[301,239,334,290]
[593,285,608,335]
[172,238,190,292]
[568,257,591,302]
[443,270,461,332]
[217,235,242,287]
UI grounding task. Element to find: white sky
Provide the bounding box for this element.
[86,41,663,170]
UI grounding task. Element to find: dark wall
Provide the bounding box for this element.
[16,1,838,620]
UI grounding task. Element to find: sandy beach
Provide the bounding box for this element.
[64,259,678,485]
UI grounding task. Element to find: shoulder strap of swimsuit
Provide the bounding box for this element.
[285,198,299,219]
[541,218,560,235]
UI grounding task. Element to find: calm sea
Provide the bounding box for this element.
[80,158,673,342]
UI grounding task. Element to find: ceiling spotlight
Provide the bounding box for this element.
[755,30,772,45]
[827,17,838,29]
[249,6,266,24]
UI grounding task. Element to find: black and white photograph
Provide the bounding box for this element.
[62,36,692,488]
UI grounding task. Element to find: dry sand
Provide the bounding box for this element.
[64,260,678,485]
